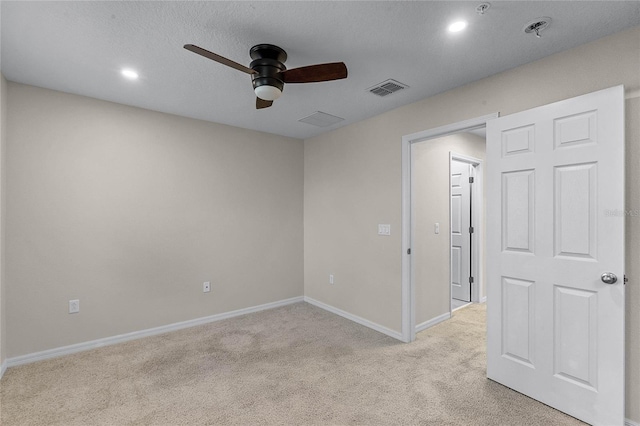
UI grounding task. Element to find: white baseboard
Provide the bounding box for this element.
[480,296,487,303]
[303,296,404,341]
[452,303,472,313]
[6,296,304,369]
[626,418,639,426]
[415,312,451,333]
[0,359,7,380]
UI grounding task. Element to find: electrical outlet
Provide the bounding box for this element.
[329,274,334,285]
[69,299,80,314]
[203,281,211,293]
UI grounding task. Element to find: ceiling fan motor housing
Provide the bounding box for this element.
[250,44,287,94]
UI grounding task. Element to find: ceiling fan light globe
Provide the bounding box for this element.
[255,85,282,101]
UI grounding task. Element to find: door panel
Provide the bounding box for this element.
[451,195,462,234]
[501,277,535,367]
[553,285,598,390]
[451,246,461,286]
[502,169,535,253]
[451,160,471,302]
[502,124,535,156]
[554,110,597,148]
[486,85,625,425]
[554,163,597,258]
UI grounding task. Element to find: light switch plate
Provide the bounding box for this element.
[69,299,80,314]
[378,224,391,236]
[435,223,440,234]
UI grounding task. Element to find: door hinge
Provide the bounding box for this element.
[407,248,411,255]
[624,275,628,285]
[469,177,474,183]
[469,226,474,234]
[469,276,474,284]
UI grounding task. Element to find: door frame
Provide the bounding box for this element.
[449,152,484,306]
[401,112,498,343]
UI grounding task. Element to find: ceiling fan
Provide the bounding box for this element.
[184,43,348,109]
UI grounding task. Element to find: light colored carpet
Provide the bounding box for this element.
[0,302,584,425]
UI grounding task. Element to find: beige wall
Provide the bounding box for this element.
[0,74,7,368]
[6,83,304,357]
[625,95,640,423]
[412,133,485,326]
[304,26,640,422]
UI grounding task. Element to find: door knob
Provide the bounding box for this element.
[601,272,618,284]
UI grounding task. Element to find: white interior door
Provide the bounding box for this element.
[451,159,472,302]
[486,85,625,425]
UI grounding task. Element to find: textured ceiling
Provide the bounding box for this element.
[2,1,639,139]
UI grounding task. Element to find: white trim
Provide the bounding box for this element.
[480,296,487,304]
[402,114,498,144]
[450,153,482,165]
[448,155,455,311]
[415,312,451,333]
[304,296,404,341]
[401,129,413,343]
[452,302,472,313]
[6,296,304,368]
[0,359,7,379]
[401,112,498,343]
[625,419,640,426]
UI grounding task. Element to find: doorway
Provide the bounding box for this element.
[402,113,496,341]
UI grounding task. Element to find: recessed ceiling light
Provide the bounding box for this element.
[448,20,468,33]
[121,69,139,80]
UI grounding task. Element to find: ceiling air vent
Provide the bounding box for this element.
[298,111,345,127]
[368,79,409,97]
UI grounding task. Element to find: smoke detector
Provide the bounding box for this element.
[523,17,552,38]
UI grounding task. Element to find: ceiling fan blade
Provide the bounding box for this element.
[281,62,347,83]
[256,98,273,109]
[184,44,257,75]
